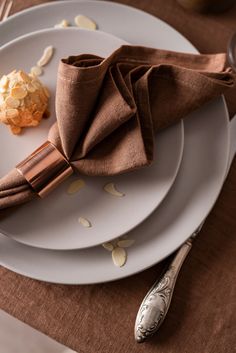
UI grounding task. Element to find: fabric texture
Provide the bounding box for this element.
[0,46,234,210]
[0,2,236,353]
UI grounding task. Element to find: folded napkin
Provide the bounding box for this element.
[0,45,234,211]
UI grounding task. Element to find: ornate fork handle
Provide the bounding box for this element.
[134,239,193,343]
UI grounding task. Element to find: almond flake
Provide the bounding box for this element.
[54,19,69,28]
[30,66,43,77]
[8,70,16,77]
[0,94,4,104]
[10,125,21,135]
[9,79,18,89]
[117,239,135,248]
[102,242,114,251]
[103,183,125,197]
[26,83,36,93]
[78,217,91,228]
[112,247,127,267]
[32,79,42,88]
[74,15,97,30]
[0,75,9,88]
[18,70,31,83]
[61,19,69,27]
[0,86,7,93]
[11,87,27,99]
[67,179,85,194]
[37,46,54,67]
[5,96,20,108]
[10,115,21,125]
[6,108,19,118]
[43,86,50,98]
[31,119,40,126]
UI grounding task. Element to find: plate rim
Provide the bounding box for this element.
[0,0,198,53]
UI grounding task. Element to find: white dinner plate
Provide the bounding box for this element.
[0,1,230,284]
[0,28,184,250]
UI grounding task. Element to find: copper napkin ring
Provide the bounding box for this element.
[16,141,73,198]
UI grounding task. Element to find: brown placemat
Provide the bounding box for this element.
[0,1,235,353]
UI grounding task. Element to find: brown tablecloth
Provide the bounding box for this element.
[0,1,236,353]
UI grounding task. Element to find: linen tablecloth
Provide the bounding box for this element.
[0,1,235,353]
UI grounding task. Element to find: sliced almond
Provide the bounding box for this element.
[38,89,47,103]
[74,15,97,30]
[67,179,85,194]
[0,86,7,93]
[5,96,20,108]
[11,87,27,99]
[112,247,127,267]
[6,108,19,118]
[37,46,54,67]
[0,75,9,88]
[10,115,21,125]
[103,183,125,197]
[26,83,36,93]
[18,70,31,83]
[102,242,114,251]
[0,94,4,105]
[61,19,69,27]
[78,217,91,228]
[10,125,21,135]
[32,80,42,90]
[31,119,40,126]
[43,86,50,98]
[30,66,43,76]
[30,92,41,104]
[54,19,69,28]
[9,79,19,89]
[117,239,135,248]
[20,110,33,124]
[8,69,17,77]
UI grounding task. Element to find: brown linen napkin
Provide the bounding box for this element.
[0,45,234,211]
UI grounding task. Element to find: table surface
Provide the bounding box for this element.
[0,1,235,353]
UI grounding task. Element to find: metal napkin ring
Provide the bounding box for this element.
[16,141,73,198]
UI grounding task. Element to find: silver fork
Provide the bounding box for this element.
[134,222,204,343]
[0,0,13,22]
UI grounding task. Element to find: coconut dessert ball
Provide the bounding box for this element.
[0,70,50,134]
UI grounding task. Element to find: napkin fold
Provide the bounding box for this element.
[0,45,234,211]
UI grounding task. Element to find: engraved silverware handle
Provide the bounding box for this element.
[134,239,193,343]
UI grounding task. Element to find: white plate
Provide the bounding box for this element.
[0,1,230,284]
[0,0,197,52]
[0,28,184,250]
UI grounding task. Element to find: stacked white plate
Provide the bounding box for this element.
[0,0,231,284]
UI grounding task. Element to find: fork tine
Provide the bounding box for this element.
[0,0,7,21]
[2,0,12,21]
